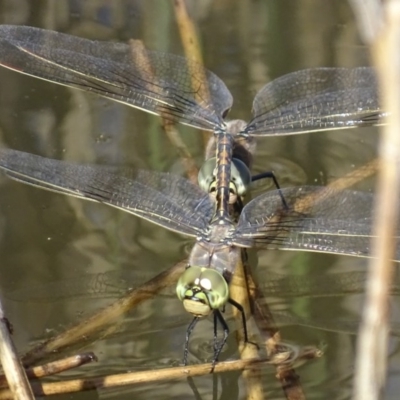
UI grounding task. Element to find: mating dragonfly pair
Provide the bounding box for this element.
[0,25,395,367]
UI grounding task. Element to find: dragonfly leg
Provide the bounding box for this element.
[251,171,288,209]
[228,298,259,349]
[228,298,249,342]
[213,312,218,353]
[184,316,200,366]
[211,309,229,372]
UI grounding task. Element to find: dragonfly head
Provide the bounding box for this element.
[176,266,229,317]
[198,157,251,203]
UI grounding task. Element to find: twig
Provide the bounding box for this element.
[0,351,319,399]
[230,253,264,400]
[0,358,266,399]
[0,300,34,399]
[31,352,96,375]
[4,353,96,388]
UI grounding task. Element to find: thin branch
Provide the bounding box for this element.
[0,299,34,399]
[0,353,96,388]
[0,352,319,399]
[350,1,400,399]
[230,254,264,400]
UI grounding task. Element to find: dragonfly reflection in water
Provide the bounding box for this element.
[0,25,392,365]
[1,149,400,366]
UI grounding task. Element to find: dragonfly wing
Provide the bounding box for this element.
[0,25,233,131]
[261,270,369,298]
[234,186,400,260]
[10,269,397,302]
[4,269,178,302]
[0,149,213,237]
[245,67,385,135]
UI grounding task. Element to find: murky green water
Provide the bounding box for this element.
[0,1,397,399]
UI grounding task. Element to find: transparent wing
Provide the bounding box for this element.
[7,269,400,302]
[0,25,232,131]
[235,186,400,260]
[245,67,385,136]
[4,269,177,302]
[0,149,213,237]
[6,268,400,336]
[269,311,400,336]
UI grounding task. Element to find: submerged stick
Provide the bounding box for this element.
[21,260,186,367]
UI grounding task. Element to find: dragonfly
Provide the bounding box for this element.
[0,149,400,367]
[0,25,391,365]
[0,25,386,206]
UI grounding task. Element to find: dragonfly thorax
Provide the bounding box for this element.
[224,119,248,135]
[198,156,251,202]
[189,230,240,277]
[176,266,229,317]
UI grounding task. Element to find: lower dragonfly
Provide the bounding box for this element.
[0,148,399,367]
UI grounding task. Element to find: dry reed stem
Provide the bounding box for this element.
[0,350,319,399]
[0,302,34,399]
[0,353,96,389]
[230,255,264,400]
[350,1,400,398]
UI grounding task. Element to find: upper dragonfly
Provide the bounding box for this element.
[0,25,387,220]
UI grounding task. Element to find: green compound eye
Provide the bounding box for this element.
[230,158,251,196]
[197,157,251,197]
[197,158,216,193]
[176,266,229,317]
